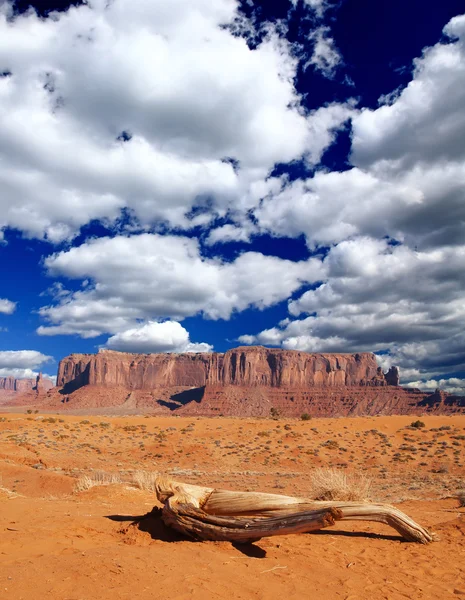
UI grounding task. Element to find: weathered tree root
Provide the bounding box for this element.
[154,476,436,544]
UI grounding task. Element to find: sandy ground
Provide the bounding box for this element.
[1,412,465,599]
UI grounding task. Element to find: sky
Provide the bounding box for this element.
[0,0,464,394]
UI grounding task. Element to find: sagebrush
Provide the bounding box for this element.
[309,468,372,502]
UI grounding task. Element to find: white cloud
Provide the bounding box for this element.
[205,223,253,246]
[305,0,328,15]
[255,166,411,247]
[0,351,55,381]
[105,321,213,354]
[305,26,342,78]
[245,14,465,382]
[3,3,464,389]
[236,334,256,345]
[255,16,465,250]
[38,233,325,337]
[304,101,356,165]
[404,377,465,395]
[0,298,16,314]
[0,350,52,370]
[352,15,465,170]
[0,367,55,382]
[290,0,329,18]
[239,236,465,379]
[0,0,349,241]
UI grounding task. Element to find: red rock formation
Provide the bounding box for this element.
[177,385,465,418]
[34,373,54,393]
[384,366,400,386]
[20,347,459,417]
[57,347,391,391]
[0,376,35,392]
[0,376,16,391]
[0,374,53,394]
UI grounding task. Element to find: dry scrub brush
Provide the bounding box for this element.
[458,489,465,508]
[132,470,159,492]
[0,474,11,494]
[74,470,122,493]
[309,468,372,502]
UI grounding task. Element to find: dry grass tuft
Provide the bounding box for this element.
[132,470,158,492]
[74,470,122,493]
[0,474,9,492]
[458,490,465,508]
[0,474,18,497]
[309,468,372,502]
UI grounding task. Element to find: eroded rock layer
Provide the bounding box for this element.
[0,374,53,393]
[7,347,453,416]
[178,385,465,417]
[57,347,393,391]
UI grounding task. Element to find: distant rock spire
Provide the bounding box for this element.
[384,366,400,386]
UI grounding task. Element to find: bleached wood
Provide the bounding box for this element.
[154,477,435,544]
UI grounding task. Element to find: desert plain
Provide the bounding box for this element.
[1,411,465,600]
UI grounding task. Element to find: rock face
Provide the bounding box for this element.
[177,385,465,418]
[35,373,54,393]
[0,376,35,393]
[0,374,53,394]
[384,366,400,386]
[57,347,393,391]
[47,347,465,417]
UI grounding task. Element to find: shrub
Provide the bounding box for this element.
[458,490,465,508]
[301,413,311,421]
[132,470,158,492]
[74,471,121,493]
[410,420,426,428]
[309,468,372,502]
[270,407,280,419]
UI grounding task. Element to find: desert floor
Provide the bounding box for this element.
[1,412,465,599]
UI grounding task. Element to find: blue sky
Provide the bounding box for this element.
[0,0,464,394]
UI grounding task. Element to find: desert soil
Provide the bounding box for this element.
[1,412,465,599]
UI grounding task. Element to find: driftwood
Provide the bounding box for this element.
[154,476,435,544]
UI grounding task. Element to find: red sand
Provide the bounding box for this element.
[1,412,465,599]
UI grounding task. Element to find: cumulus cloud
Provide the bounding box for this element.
[0,0,350,241]
[255,167,416,247]
[240,14,465,384]
[205,223,254,246]
[37,233,325,337]
[238,237,465,380]
[305,26,342,78]
[0,367,55,382]
[0,298,16,314]
[0,351,55,380]
[290,0,329,18]
[352,14,465,170]
[256,16,465,249]
[105,321,212,354]
[404,377,465,395]
[5,3,464,389]
[0,350,52,373]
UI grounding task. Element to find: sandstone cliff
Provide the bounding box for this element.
[57,347,393,392]
[0,374,53,394]
[4,347,447,417]
[0,376,34,393]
